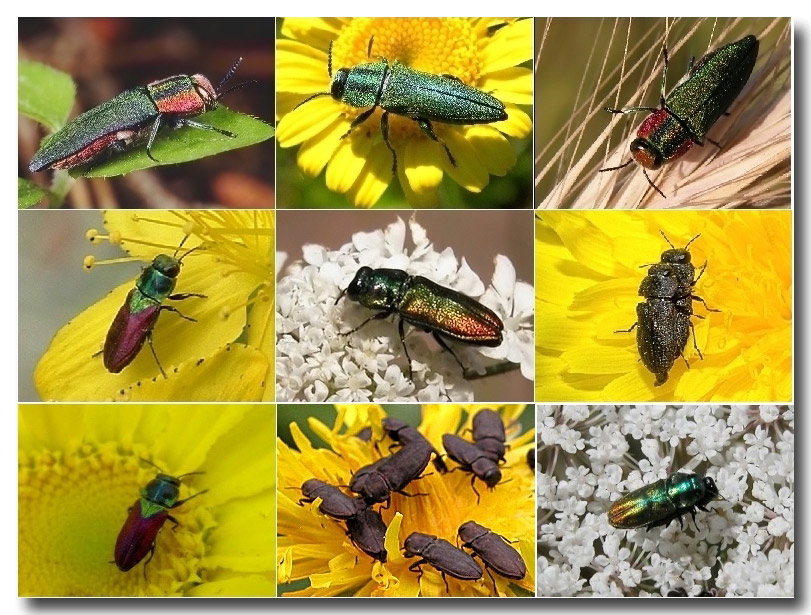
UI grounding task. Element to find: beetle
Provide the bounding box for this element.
[403,531,483,593]
[102,238,205,378]
[617,234,717,385]
[294,38,507,174]
[335,266,503,380]
[457,521,526,592]
[382,417,447,473]
[29,57,254,172]
[470,409,507,463]
[298,479,366,520]
[608,472,720,530]
[441,434,502,503]
[349,440,432,506]
[600,35,759,198]
[344,507,388,562]
[114,460,207,574]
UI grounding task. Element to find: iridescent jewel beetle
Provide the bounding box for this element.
[295,38,508,174]
[335,266,503,379]
[114,460,207,574]
[600,35,759,197]
[102,237,205,378]
[608,472,720,530]
[30,58,255,172]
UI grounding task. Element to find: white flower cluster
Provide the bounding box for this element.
[276,218,534,402]
[536,405,794,597]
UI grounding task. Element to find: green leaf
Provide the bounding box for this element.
[18,177,49,208]
[18,59,76,132]
[77,106,275,178]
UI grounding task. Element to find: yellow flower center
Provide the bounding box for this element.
[19,448,211,596]
[332,18,481,141]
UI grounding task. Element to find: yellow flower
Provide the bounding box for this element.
[277,18,532,208]
[34,210,274,401]
[18,404,275,596]
[277,404,535,597]
[536,210,791,401]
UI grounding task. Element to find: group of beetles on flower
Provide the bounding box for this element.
[292,409,528,594]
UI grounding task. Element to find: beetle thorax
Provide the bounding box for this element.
[191,74,219,109]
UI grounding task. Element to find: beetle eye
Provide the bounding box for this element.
[331,69,349,99]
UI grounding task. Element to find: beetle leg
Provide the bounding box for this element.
[146,331,168,379]
[485,566,498,595]
[160,304,197,323]
[441,571,451,594]
[145,115,164,162]
[167,514,180,530]
[431,332,468,373]
[688,319,703,360]
[408,559,426,579]
[415,118,456,167]
[342,104,378,139]
[470,474,482,505]
[398,318,415,380]
[614,322,638,334]
[343,310,391,336]
[380,111,398,174]
[168,292,207,301]
[142,541,157,579]
[178,118,236,139]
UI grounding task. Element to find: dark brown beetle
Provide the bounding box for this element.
[470,409,506,462]
[442,434,502,503]
[403,531,482,593]
[349,440,432,505]
[299,479,366,520]
[345,507,388,562]
[458,521,526,592]
[382,417,447,473]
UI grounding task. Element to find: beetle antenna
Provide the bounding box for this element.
[139,458,165,473]
[328,41,333,78]
[175,471,205,480]
[367,36,375,58]
[599,158,635,173]
[683,233,701,250]
[659,230,676,249]
[215,57,258,100]
[335,286,348,305]
[294,91,332,110]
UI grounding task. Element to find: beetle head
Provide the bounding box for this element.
[331,69,350,100]
[629,138,663,170]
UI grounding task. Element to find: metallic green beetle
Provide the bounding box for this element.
[296,39,508,174]
[608,472,720,530]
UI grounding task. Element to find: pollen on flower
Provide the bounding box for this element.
[85,228,100,243]
[108,231,122,245]
[83,255,96,270]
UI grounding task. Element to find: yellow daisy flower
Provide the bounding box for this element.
[277,404,535,597]
[276,17,533,208]
[33,210,274,401]
[18,404,275,596]
[536,210,791,401]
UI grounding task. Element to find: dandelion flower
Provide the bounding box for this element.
[537,405,794,596]
[277,404,535,597]
[535,17,790,208]
[18,404,276,597]
[277,17,532,208]
[536,210,791,401]
[276,217,533,402]
[34,210,275,401]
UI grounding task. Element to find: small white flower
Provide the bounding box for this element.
[276,218,533,401]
